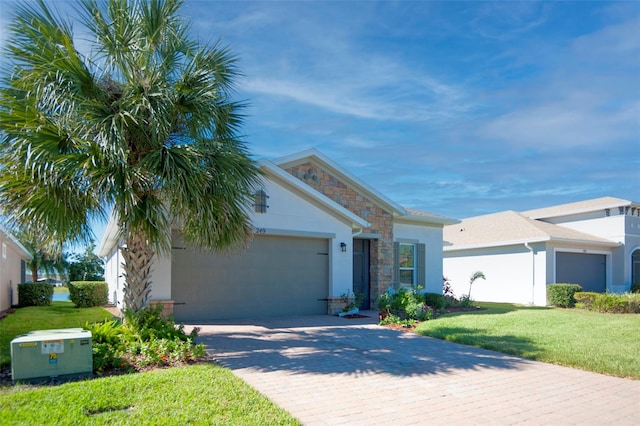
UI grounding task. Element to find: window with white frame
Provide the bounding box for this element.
[398,243,415,286]
[393,241,426,288]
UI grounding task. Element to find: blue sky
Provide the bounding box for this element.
[1,1,639,245]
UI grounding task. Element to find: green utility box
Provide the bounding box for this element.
[10,328,93,384]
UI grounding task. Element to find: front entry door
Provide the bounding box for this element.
[353,239,370,310]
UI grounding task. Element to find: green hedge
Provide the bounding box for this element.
[574,292,600,310]
[17,283,53,307]
[631,283,640,294]
[424,292,446,310]
[69,281,108,308]
[592,293,640,314]
[547,283,583,308]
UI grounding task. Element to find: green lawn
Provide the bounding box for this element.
[416,303,640,379]
[0,303,300,425]
[0,302,113,367]
[0,363,299,425]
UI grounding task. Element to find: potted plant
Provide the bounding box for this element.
[338,290,364,317]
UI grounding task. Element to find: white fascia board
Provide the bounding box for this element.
[395,214,460,227]
[547,237,620,248]
[270,148,407,216]
[444,237,551,252]
[0,224,32,260]
[258,159,370,229]
[97,213,121,257]
[527,199,635,219]
[444,236,620,252]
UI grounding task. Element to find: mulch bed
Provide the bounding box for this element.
[381,306,485,334]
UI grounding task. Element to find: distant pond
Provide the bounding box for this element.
[52,292,70,302]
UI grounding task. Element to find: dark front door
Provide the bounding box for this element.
[353,239,370,310]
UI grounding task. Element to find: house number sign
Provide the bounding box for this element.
[254,227,267,234]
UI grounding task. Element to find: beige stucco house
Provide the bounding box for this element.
[0,225,31,312]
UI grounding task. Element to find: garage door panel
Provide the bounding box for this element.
[172,235,328,321]
[556,252,606,293]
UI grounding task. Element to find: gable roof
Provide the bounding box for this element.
[258,159,371,229]
[444,210,618,251]
[0,224,32,260]
[272,149,407,215]
[271,148,458,226]
[523,196,638,220]
[400,207,459,226]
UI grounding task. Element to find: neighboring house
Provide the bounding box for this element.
[443,197,640,306]
[0,225,31,312]
[99,149,457,321]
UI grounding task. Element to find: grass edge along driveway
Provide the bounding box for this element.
[416,302,640,380]
[1,364,299,425]
[0,303,300,425]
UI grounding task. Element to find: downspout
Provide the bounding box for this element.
[352,228,364,237]
[525,242,535,305]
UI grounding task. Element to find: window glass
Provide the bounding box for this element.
[399,243,415,285]
[399,270,413,285]
[254,190,268,213]
[399,243,414,267]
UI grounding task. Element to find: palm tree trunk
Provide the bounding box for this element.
[31,264,38,283]
[120,232,155,312]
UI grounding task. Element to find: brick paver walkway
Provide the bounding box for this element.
[193,312,639,425]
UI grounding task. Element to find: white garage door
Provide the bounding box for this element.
[171,234,329,321]
[556,252,606,293]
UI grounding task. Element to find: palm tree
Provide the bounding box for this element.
[0,0,261,312]
[13,224,66,283]
[467,271,486,299]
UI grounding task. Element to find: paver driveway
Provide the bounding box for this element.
[193,312,639,425]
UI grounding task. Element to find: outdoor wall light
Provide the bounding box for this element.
[340,242,347,252]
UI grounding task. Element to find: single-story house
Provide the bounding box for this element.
[99,149,458,321]
[0,225,31,312]
[443,197,640,306]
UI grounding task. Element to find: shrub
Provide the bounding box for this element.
[128,337,206,367]
[457,294,475,308]
[376,293,391,313]
[69,281,108,308]
[592,293,640,314]
[389,288,412,311]
[84,320,129,373]
[17,282,53,307]
[424,292,446,310]
[84,307,205,374]
[547,283,583,308]
[379,313,402,325]
[574,292,599,310]
[404,300,424,320]
[123,304,197,342]
[379,313,415,328]
[631,283,640,294]
[626,293,640,313]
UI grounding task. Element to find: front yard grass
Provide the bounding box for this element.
[1,363,299,425]
[0,302,112,367]
[416,302,640,379]
[1,303,300,425]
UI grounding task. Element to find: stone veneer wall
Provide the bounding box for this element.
[149,300,175,318]
[285,162,394,308]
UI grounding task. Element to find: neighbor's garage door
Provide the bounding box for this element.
[172,235,329,321]
[556,252,606,292]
